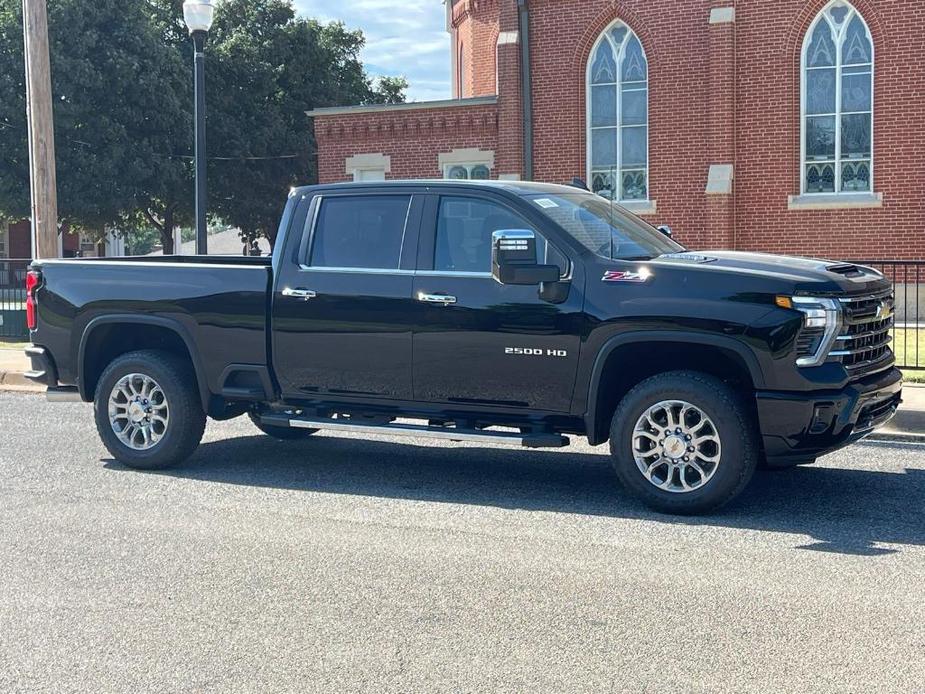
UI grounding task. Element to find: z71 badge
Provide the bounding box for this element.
[602,268,651,283]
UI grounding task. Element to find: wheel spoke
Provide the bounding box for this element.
[678,464,692,491]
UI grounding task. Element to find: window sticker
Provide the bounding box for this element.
[534,198,559,209]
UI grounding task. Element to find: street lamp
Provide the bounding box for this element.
[183,0,215,255]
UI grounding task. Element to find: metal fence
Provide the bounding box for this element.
[852,260,923,370]
[0,258,31,340]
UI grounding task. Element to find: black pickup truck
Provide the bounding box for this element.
[24,180,902,513]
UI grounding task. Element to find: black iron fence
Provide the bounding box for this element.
[0,258,31,340]
[852,260,923,370]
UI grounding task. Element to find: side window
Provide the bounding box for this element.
[434,196,568,275]
[310,195,411,270]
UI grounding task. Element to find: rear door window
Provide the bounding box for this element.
[310,195,411,269]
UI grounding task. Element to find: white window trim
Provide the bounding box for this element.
[346,153,391,182]
[586,20,652,206]
[799,0,876,199]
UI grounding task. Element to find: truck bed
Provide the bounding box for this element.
[30,256,273,408]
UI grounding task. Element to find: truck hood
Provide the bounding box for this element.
[649,250,889,295]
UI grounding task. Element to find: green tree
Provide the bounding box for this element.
[0,0,406,254]
[202,0,407,248]
[0,0,191,251]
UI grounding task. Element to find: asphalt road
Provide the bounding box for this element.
[1,391,923,693]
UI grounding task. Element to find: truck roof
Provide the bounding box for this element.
[292,179,587,198]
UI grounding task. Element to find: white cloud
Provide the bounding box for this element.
[294,0,451,102]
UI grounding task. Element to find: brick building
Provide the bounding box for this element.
[309,0,924,259]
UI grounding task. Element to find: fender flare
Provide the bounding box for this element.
[77,314,211,409]
[584,330,766,445]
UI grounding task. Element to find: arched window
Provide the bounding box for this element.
[587,21,648,202]
[802,1,873,194]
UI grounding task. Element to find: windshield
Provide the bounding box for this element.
[525,192,684,261]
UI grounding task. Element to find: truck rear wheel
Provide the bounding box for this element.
[608,371,758,515]
[247,412,317,439]
[94,350,206,470]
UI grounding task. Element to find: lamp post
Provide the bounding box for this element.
[182,0,215,255]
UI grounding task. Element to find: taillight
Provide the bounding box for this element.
[25,270,40,331]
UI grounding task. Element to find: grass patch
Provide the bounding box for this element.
[0,341,30,350]
[893,327,924,372]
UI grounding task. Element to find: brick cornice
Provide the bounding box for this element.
[315,108,499,144]
[451,0,501,30]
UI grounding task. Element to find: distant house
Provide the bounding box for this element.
[147,228,271,256]
[308,0,924,260]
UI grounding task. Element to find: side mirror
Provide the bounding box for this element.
[491,229,560,285]
[657,225,673,238]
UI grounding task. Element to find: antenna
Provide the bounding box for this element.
[609,166,616,259]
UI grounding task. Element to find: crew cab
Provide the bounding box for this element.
[24,181,902,513]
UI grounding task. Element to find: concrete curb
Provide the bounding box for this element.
[0,370,42,392]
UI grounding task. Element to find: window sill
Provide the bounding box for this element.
[618,199,657,215]
[787,192,882,211]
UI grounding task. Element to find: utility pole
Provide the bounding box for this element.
[22,0,58,259]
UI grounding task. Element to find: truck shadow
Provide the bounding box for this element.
[104,435,924,556]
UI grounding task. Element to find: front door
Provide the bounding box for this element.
[273,191,422,401]
[412,194,583,412]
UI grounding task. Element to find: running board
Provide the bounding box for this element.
[259,414,569,448]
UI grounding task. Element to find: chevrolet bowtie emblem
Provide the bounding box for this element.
[876,301,893,321]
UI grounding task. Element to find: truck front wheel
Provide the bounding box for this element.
[608,371,758,515]
[94,350,206,470]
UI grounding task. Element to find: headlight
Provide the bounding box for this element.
[787,296,842,367]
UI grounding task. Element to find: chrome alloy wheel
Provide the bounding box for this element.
[631,400,722,493]
[108,373,169,451]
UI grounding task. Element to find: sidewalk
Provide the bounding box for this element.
[0,344,923,436]
[0,348,35,391]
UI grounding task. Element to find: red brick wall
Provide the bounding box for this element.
[315,0,925,260]
[314,102,500,182]
[453,0,500,98]
[528,0,716,250]
[734,0,925,260]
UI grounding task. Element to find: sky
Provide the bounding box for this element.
[294,0,451,102]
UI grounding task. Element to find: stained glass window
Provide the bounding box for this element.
[587,21,648,201]
[802,2,873,194]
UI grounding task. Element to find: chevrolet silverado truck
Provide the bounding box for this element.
[23,181,902,514]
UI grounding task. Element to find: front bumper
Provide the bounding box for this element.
[756,366,903,465]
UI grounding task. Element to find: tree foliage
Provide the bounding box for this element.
[0,0,406,252]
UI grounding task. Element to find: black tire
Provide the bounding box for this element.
[247,411,317,440]
[94,350,206,470]
[608,370,758,515]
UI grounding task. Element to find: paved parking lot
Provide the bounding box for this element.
[1,390,923,692]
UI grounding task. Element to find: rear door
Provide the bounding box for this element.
[272,190,422,400]
[411,193,584,412]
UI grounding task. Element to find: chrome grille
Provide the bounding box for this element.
[832,289,895,374]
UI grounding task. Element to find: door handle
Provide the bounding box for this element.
[282,287,317,301]
[417,292,457,306]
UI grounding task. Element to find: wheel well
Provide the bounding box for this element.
[590,341,757,445]
[81,323,199,402]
